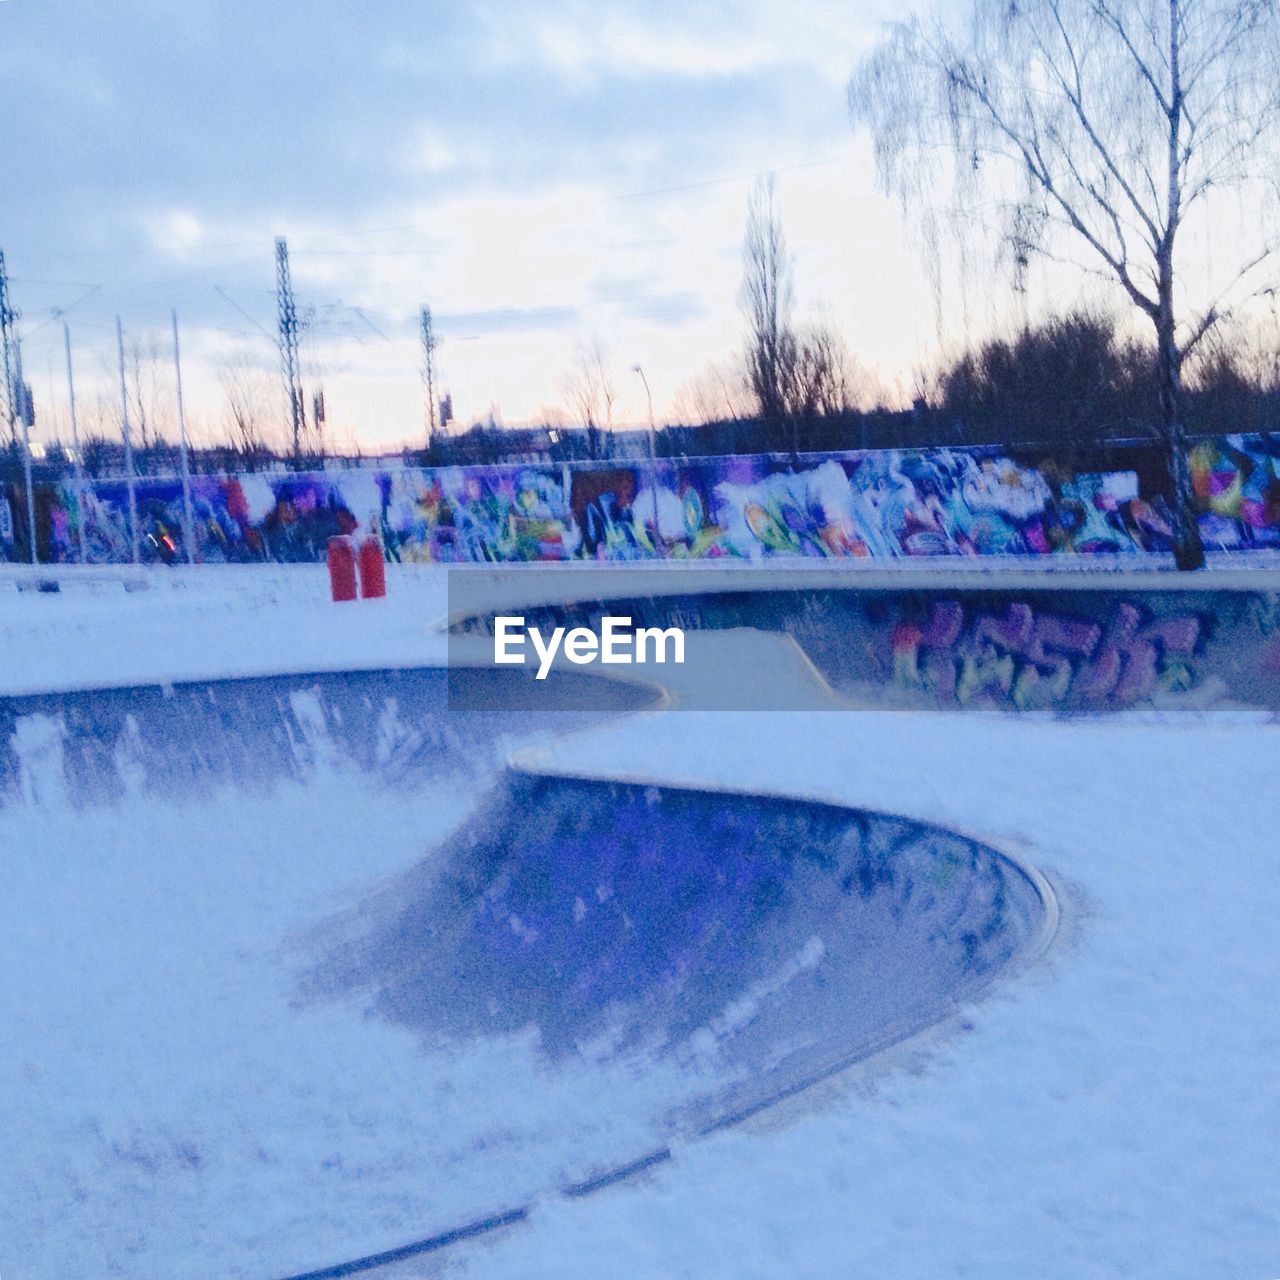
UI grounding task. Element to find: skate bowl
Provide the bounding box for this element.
[304,768,1053,1136]
[0,655,1054,1280]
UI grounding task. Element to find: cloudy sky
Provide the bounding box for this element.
[1,0,961,450]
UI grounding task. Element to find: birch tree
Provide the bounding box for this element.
[741,175,796,433]
[850,0,1280,568]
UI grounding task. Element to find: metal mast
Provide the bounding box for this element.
[63,322,89,563]
[420,305,438,447]
[275,236,307,464]
[0,250,19,453]
[116,317,140,564]
[171,310,197,563]
[14,335,37,562]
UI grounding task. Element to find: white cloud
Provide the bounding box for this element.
[142,209,208,257]
[483,0,892,87]
[399,123,462,175]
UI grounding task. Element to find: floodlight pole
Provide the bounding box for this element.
[63,323,88,563]
[116,316,140,564]
[14,336,36,563]
[170,310,197,564]
[632,364,662,559]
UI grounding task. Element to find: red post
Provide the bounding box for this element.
[357,531,387,599]
[327,535,357,602]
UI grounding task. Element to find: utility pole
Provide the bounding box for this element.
[14,335,37,563]
[63,323,89,563]
[0,250,18,454]
[631,364,663,559]
[311,388,326,455]
[116,316,140,564]
[420,305,438,447]
[170,310,197,564]
[275,236,307,465]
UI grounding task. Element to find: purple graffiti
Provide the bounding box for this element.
[894,599,1203,710]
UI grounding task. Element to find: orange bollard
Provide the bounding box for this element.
[357,530,387,599]
[327,535,358,602]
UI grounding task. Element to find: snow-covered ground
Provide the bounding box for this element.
[2,565,1277,1280]
[3,554,1280,697]
[0,565,450,695]
[502,708,1280,1280]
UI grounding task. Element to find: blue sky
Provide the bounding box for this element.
[1,0,940,448]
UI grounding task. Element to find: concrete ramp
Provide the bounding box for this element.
[0,667,658,809]
[305,769,1052,1134]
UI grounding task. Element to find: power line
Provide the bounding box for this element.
[22,285,103,339]
[213,286,276,341]
[352,307,394,344]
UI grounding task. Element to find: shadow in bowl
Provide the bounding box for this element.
[304,770,1050,1130]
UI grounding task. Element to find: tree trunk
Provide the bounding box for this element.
[1155,307,1205,570]
[1159,0,1204,572]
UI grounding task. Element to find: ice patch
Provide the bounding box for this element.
[693,936,827,1058]
[11,713,67,808]
[285,688,345,779]
[112,713,148,798]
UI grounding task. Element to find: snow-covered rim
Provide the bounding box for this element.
[7,549,1280,594]
[274,762,1059,1280]
[428,558,1280,644]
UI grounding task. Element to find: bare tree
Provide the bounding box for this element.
[937,307,1153,446]
[218,356,274,468]
[1191,307,1280,400]
[78,392,118,478]
[741,175,797,438]
[673,358,749,426]
[850,0,1280,568]
[125,332,171,454]
[557,337,617,459]
[95,335,169,466]
[785,322,858,421]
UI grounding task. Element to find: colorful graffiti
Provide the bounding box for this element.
[379,466,577,563]
[891,598,1204,710]
[17,432,1280,566]
[1189,435,1280,549]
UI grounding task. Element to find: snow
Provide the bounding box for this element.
[3,555,1280,699]
[2,564,1278,1279]
[488,709,1280,1280]
[0,773,725,1279]
[0,566,451,696]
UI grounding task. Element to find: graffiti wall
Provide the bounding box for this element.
[887,596,1206,711]
[485,584,1280,715]
[837,587,1280,712]
[11,432,1280,566]
[1189,436,1280,548]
